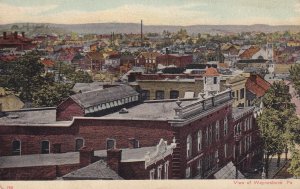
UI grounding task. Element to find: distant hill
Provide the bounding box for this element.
[0,23,300,34]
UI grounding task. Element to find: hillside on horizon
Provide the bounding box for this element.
[1,22,300,34]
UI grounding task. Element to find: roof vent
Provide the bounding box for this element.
[119,108,129,114]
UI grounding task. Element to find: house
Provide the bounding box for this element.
[84,52,105,71]
[245,74,271,107]
[56,85,139,121]
[135,52,161,72]
[0,32,35,51]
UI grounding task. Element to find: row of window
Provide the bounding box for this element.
[234,116,253,136]
[149,161,169,179]
[185,150,219,178]
[11,138,140,156]
[186,117,228,159]
[232,88,245,100]
[85,96,139,113]
[141,90,180,100]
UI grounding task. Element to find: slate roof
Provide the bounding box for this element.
[70,85,139,109]
[239,46,260,59]
[214,161,245,179]
[62,160,123,180]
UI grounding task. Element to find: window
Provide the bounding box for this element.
[150,169,155,180]
[170,90,179,99]
[197,159,202,176]
[215,150,219,165]
[75,138,84,151]
[106,139,116,150]
[224,117,228,136]
[224,144,227,158]
[155,90,165,100]
[129,138,139,148]
[205,127,209,146]
[236,90,239,99]
[232,91,235,98]
[157,165,162,179]
[185,167,191,178]
[12,140,21,155]
[187,134,192,158]
[240,88,245,99]
[204,77,207,84]
[197,130,202,151]
[164,161,169,179]
[215,121,220,141]
[213,77,217,84]
[141,90,150,100]
[209,125,212,145]
[41,141,50,154]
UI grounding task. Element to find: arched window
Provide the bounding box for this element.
[197,130,202,151]
[224,116,228,136]
[186,134,192,158]
[215,121,220,141]
[75,138,85,151]
[12,140,21,155]
[156,90,165,100]
[41,140,50,154]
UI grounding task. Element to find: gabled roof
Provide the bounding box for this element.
[246,74,271,97]
[239,46,261,59]
[62,160,123,180]
[70,85,139,109]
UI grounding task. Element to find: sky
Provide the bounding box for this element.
[0,0,299,25]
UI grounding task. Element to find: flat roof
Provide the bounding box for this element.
[101,99,198,121]
[0,152,79,168]
[0,108,57,125]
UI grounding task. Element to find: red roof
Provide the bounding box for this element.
[246,74,271,97]
[239,46,260,59]
[41,59,55,67]
[204,67,220,77]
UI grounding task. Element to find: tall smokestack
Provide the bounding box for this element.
[141,20,143,44]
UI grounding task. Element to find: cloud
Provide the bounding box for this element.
[0,3,58,23]
[0,1,299,25]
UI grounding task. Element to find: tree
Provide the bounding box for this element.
[290,64,300,96]
[262,81,297,166]
[257,108,285,178]
[288,150,300,178]
[33,83,74,107]
[0,52,45,102]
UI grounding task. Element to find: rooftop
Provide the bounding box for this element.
[70,85,139,109]
[204,67,220,77]
[232,106,255,120]
[0,152,79,168]
[0,107,57,125]
[101,99,198,121]
[62,160,123,180]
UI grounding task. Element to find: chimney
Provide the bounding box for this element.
[14,31,18,39]
[107,149,122,173]
[21,32,25,38]
[3,32,7,39]
[79,146,94,167]
[141,20,143,44]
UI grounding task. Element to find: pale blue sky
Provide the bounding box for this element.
[0,0,299,25]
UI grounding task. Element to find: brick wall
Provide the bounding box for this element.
[0,119,173,156]
[56,98,84,121]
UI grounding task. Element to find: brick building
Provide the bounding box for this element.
[0,89,259,179]
[0,32,35,51]
[157,54,193,68]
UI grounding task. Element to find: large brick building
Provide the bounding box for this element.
[0,89,260,179]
